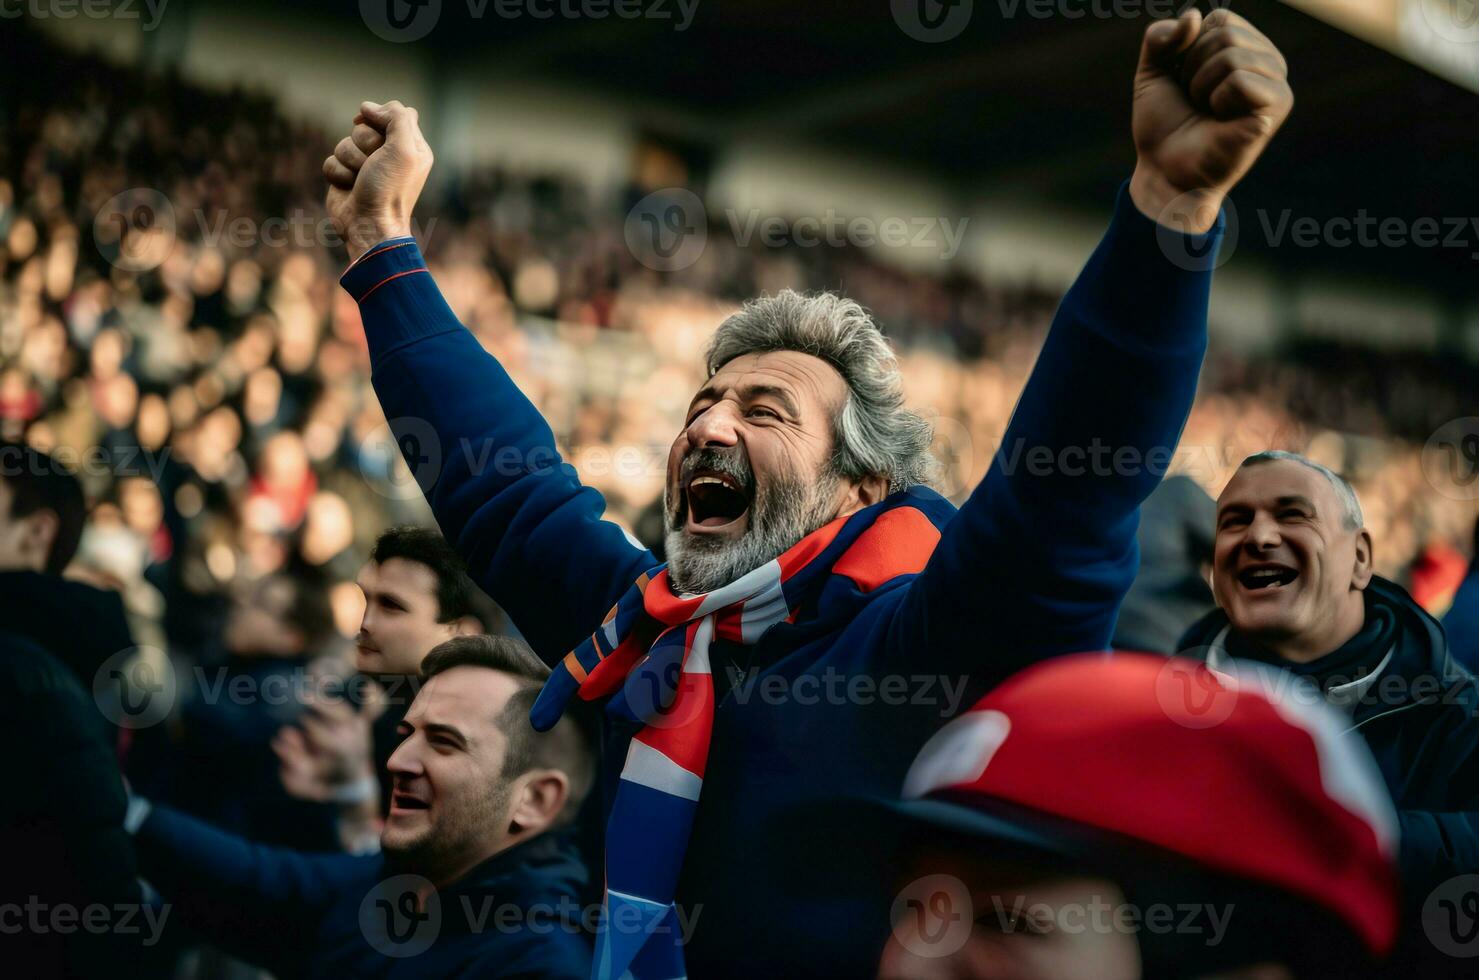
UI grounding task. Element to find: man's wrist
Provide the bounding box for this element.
[1128,166,1224,234]
[343,215,413,262]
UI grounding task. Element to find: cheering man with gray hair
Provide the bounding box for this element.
[1177,450,1479,972]
[325,10,1292,976]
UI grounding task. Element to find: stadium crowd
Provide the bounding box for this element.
[2,13,1478,980]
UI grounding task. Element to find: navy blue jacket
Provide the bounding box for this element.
[1444,553,1479,671]
[1179,578,1479,899]
[340,183,1217,974]
[133,803,590,978]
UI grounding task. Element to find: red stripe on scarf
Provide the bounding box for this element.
[644,569,709,623]
[633,684,714,777]
[832,507,941,592]
[777,514,848,578]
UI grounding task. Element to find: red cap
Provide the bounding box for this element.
[900,652,1401,956]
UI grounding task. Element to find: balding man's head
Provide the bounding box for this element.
[1211,453,1374,662]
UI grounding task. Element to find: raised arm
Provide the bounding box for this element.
[893,10,1293,685]
[326,102,652,660]
[128,801,366,975]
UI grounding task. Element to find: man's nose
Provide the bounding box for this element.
[686,403,740,449]
[386,739,422,776]
[1245,512,1282,550]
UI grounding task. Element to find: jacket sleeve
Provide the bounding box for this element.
[342,239,654,661]
[131,802,366,974]
[891,182,1216,686]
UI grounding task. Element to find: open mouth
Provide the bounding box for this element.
[391,791,430,812]
[1237,564,1298,591]
[685,470,751,530]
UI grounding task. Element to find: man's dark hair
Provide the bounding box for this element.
[421,635,595,825]
[371,526,477,623]
[0,443,86,576]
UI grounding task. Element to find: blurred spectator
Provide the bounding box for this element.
[1112,475,1217,654]
[0,444,135,748]
[790,654,1400,979]
[169,569,344,852]
[1,630,145,979]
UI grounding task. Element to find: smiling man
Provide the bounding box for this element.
[127,635,595,979]
[1177,450,1479,960]
[324,10,1293,975]
[274,526,492,845]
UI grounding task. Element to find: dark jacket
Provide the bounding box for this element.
[0,571,134,687]
[343,182,1218,974]
[0,631,143,978]
[1179,577,1479,970]
[132,803,591,979]
[1443,554,1479,672]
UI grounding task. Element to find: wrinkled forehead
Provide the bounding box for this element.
[1218,459,1342,517]
[702,350,849,412]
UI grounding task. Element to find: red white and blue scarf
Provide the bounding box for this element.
[530,488,954,979]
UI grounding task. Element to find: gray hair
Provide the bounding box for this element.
[1240,451,1364,531]
[704,289,936,493]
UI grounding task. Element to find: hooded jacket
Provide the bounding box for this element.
[1178,577,1479,900]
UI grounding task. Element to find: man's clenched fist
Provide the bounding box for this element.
[1129,9,1293,233]
[324,100,434,261]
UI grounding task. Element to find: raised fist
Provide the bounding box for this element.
[324,100,434,261]
[1129,9,1293,233]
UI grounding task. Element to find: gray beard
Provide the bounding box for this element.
[664,469,841,596]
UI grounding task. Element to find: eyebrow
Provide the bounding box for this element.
[1218,495,1319,518]
[399,719,470,748]
[688,383,801,419]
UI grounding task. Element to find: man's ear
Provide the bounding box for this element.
[1351,528,1375,591]
[506,770,570,841]
[838,473,889,518]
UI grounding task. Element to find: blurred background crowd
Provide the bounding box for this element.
[1,3,1477,975]
[2,26,1473,686]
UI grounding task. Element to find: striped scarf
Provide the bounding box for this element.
[530,489,953,979]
